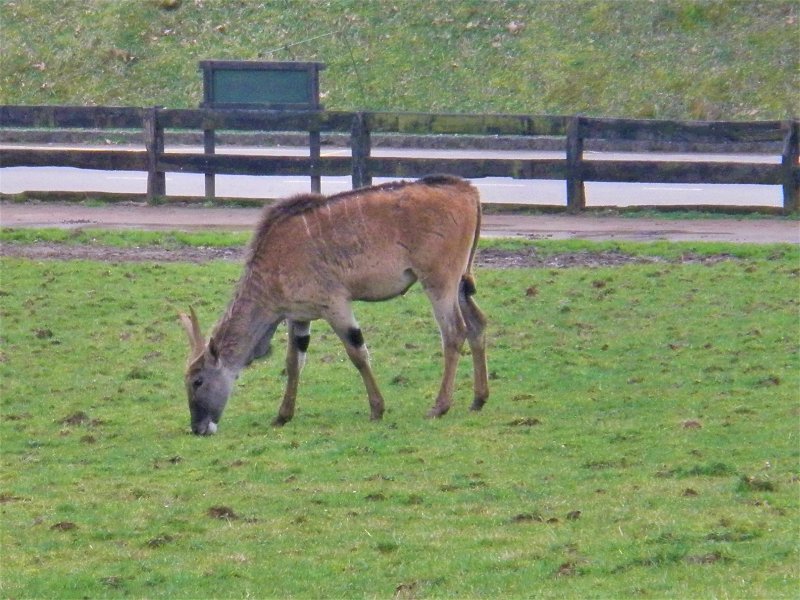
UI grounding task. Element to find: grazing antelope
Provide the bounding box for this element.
[180,175,488,435]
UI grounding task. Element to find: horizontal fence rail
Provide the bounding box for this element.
[0,105,144,129]
[0,105,797,212]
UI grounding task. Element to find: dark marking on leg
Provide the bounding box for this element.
[294,334,311,353]
[347,327,364,348]
[461,274,477,297]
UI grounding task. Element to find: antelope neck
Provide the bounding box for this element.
[212,297,281,370]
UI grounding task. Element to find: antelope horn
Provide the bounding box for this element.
[179,306,204,359]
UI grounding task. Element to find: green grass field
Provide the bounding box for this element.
[1,236,798,598]
[1,0,797,119]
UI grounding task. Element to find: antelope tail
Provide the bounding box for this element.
[461,194,482,297]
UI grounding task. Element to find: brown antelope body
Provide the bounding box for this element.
[180,175,488,435]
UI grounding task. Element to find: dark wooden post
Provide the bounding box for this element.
[143,107,165,202]
[309,127,321,193]
[566,115,585,212]
[204,126,216,201]
[781,120,799,213]
[351,112,371,189]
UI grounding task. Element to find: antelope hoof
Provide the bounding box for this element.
[426,405,450,419]
[470,397,487,412]
[272,415,292,427]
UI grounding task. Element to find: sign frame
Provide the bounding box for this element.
[198,60,325,110]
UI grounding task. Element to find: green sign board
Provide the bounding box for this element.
[199,60,324,109]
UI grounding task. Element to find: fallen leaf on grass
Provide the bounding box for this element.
[376,540,399,554]
[60,412,105,427]
[738,475,777,492]
[390,374,409,385]
[507,417,542,427]
[394,581,420,599]
[506,20,525,34]
[555,562,577,577]
[5,413,32,421]
[207,506,238,520]
[51,521,77,531]
[146,534,175,548]
[101,576,126,589]
[685,552,724,565]
[681,420,703,430]
[0,493,26,503]
[153,456,183,469]
[511,513,544,523]
[60,411,90,426]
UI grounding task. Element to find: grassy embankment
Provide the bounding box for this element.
[1,0,797,119]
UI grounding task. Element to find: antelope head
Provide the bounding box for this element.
[179,308,235,435]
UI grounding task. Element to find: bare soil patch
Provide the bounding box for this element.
[0,242,741,268]
[0,243,242,264]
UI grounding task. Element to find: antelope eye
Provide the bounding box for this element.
[193,377,203,389]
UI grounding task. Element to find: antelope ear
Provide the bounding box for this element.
[207,337,221,365]
[179,306,204,358]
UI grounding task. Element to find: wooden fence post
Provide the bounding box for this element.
[309,127,321,193]
[566,115,585,212]
[781,120,799,213]
[351,112,371,189]
[204,126,215,201]
[143,107,165,202]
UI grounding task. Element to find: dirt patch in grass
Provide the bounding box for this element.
[0,242,741,269]
[1,243,243,263]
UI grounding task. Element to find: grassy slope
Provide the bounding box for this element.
[0,0,797,119]
[1,240,798,598]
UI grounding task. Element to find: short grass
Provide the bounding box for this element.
[0,0,797,119]
[0,226,251,249]
[1,240,799,598]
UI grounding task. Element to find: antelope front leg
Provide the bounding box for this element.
[273,321,310,426]
[327,307,385,421]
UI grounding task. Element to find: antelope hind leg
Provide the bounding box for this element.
[273,320,310,426]
[459,284,489,411]
[426,293,467,419]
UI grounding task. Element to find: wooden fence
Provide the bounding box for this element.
[1,105,797,212]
